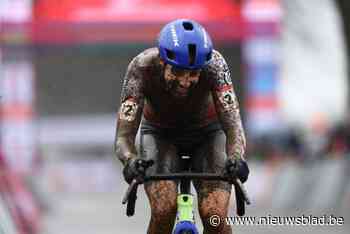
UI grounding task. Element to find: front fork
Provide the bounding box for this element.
[173,194,199,234]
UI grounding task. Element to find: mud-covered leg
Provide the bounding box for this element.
[145,181,178,234]
[193,130,233,234]
[198,182,232,234]
[137,131,181,234]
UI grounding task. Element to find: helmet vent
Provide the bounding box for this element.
[206,52,212,61]
[183,22,194,31]
[188,44,196,66]
[165,49,175,60]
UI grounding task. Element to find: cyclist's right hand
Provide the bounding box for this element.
[123,158,154,184]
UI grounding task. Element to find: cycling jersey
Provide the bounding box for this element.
[115,47,246,165]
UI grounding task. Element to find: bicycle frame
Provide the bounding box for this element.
[173,194,198,234]
[173,156,198,234]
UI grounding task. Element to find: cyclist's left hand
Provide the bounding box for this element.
[225,158,249,183]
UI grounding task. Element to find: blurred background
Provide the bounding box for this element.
[0,0,349,234]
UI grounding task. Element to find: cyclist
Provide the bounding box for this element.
[114,19,249,234]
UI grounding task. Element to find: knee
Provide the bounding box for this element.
[199,191,230,228]
[199,199,228,224]
[150,199,177,221]
[147,199,177,234]
[200,207,227,224]
[200,207,228,232]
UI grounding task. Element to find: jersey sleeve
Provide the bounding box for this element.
[114,54,145,165]
[209,51,246,161]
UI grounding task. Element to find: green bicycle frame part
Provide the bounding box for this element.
[176,194,195,222]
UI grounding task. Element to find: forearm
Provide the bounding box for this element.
[220,111,246,161]
[114,122,139,166]
[214,90,246,160]
[114,102,143,166]
[115,135,137,166]
[208,50,246,160]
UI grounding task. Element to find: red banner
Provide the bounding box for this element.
[1,1,242,44]
[30,0,242,43]
[34,0,240,23]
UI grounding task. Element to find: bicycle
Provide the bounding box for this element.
[122,155,251,234]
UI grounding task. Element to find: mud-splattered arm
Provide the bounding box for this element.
[209,51,246,161]
[114,56,145,166]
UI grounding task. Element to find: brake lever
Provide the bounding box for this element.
[224,166,251,216]
[225,161,251,205]
[234,178,251,205]
[122,160,153,205]
[122,159,154,216]
[122,179,139,204]
[122,159,154,204]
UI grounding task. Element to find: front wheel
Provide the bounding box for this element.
[173,221,198,234]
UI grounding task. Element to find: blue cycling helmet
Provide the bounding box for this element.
[158,19,213,70]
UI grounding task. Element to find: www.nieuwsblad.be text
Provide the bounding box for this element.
[209,214,345,227]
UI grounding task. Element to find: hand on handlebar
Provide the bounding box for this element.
[122,165,252,217]
[123,158,154,184]
[225,158,249,183]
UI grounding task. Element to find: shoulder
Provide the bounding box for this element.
[203,50,232,87]
[205,50,229,72]
[128,47,160,69]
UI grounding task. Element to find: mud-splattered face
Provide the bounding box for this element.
[163,64,201,98]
